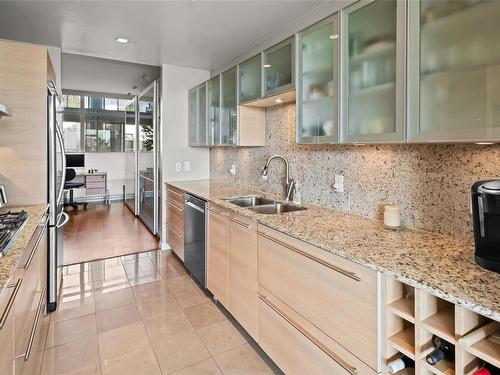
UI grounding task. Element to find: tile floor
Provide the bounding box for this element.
[41,250,281,375]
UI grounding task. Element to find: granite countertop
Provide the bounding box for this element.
[0,204,48,296]
[167,180,500,321]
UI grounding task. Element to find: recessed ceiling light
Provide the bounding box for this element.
[475,142,494,145]
[275,98,283,103]
[329,34,339,40]
[116,37,128,44]
[263,64,271,68]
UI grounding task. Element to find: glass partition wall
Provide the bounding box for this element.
[123,81,160,235]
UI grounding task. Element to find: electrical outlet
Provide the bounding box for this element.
[175,162,181,172]
[334,174,344,193]
[229,163,236,175]
[184,161,191,171]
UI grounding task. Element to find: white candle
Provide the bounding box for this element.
[384,204,401,228]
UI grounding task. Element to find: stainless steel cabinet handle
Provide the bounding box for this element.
[21,287,45,361]
[258,232,361,282]
[168,189,183,198]
[0,278,22,328]
[209,207,223,216]
[259,294,358,375]
[167,201,183,212]
[168,225,183,239]
[21,225,46,269]
[185,201,205,214]
[229,216,250,229]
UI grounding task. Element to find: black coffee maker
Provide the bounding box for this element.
[471,180,500,273]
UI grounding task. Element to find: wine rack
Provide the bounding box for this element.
[384,276,499,375]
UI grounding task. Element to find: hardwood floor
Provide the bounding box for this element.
[63,203,160,266]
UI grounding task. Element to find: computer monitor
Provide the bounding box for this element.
[66,154,85,168]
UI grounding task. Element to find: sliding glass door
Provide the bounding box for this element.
[137,81,159,233]
[124,98,137,213]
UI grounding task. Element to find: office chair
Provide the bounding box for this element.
[64,168,88,211]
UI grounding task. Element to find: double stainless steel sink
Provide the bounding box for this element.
[222,195,306,215]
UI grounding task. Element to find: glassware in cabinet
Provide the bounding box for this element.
[297,14,339,144]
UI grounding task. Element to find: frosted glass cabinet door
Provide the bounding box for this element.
[263,37,295,97]
[221,68,238,145]
[341,0,405,143]
[297,14,339,144]
[197,83,208,145]
[188,87,198,146]
[239,54,262,103]
[207,75,220,145]
[408,0,500,142]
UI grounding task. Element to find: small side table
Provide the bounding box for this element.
[84,172,109,205]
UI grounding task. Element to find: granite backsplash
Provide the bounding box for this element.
[210,103,500,241]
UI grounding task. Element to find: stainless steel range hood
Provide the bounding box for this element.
[0,104,13,118]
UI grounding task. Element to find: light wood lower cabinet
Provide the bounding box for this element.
[0,275,18,375]
[228,214,258,341]
[257,225,380,371]
[259,288,377,375]
[166,184,185,261]
[207,205,229,307]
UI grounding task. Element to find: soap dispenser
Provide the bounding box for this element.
[293,181,302,206]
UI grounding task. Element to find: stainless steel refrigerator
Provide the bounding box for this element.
[47,81,69,312]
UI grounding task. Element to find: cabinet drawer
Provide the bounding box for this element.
[0,275,19,375]
[14,288,48,375]
[167,224,184,262]
[86,181,105,189]
[86,174,106,183]
[258,291,377,375]
[257,226,379,370]
[167,201,184,234]
[166,185,185,208]
[86,188,106,195]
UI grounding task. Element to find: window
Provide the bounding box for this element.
[61,92,131,152]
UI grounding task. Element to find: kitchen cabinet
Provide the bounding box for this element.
[220,68,238,145]
[0,275,16,375]
[263,37,295,97]
[207,75,220,146]
[257,225,380,371]
[407,0,500,142]
[207,205,229,307]
[166,185,185,261]
[239,54,262,104]
[297,14,340,144]
[228,214,258,340]
[340,0,406,143]
[188,83,209,147]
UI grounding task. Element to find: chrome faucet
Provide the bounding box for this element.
[261,155,295,202]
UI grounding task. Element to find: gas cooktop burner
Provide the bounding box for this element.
[0,210,28,256]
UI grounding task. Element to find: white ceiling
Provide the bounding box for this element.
[0,0,328,71]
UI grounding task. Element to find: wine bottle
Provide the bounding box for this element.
[472,363,500,375]
[387,355,415,373]
[425,335,455,365]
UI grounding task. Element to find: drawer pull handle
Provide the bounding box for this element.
[259,294,358,375]
[259,233,361,282]
[21,225,46,269]
[0,278,22,329]
[168,201,183,212]
[168,225,183,239]
[229,217,250,229]
[168,189,183,198]
[209,208,223,216]
[21,287,45,361]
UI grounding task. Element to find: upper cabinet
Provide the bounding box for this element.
[239,54,262,104]
[220,68,238,145]
[407,0,500,142]
[296,15,339,144]
[188,83,209,147]
[207,75,221,146]
[340,0,406,143]
[263,37,295,97]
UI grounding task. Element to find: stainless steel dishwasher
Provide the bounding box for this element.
[184,194,207,288]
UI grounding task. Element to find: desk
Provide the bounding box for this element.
[84,172,109,205]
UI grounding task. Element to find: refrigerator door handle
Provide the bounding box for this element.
[56,211,69,229]
[55,123,66,205]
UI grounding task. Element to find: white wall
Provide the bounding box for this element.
[160,64,210,246]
